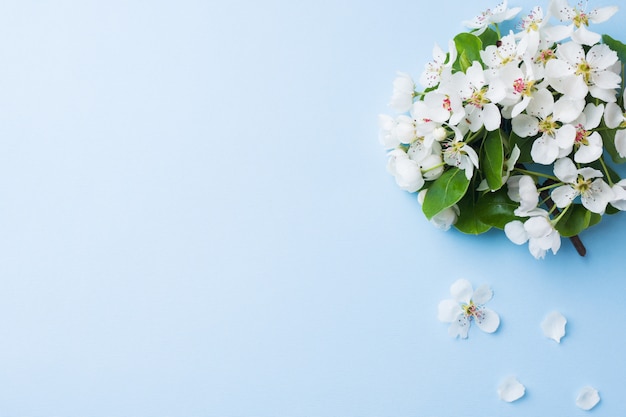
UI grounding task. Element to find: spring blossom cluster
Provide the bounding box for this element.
[380,0,626,258]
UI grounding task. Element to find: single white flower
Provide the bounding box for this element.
[463,0,522,35]
[389,72,415,113]
[551,157,614,213]
[511,88,578,164]
[442,134,479,180]
[547,0,618,45]
[541,311,567,343]
[480,31,525,69]
[546,42,620,102]
[437,278,500,339]
[419,41,457,88]
[505,210,561,259]
[576,386,600,411]
[498,376,526,402]
[516,6,547,56]
[452,61,505,132]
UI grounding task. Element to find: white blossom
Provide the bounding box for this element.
[419,41,457,88]
[437,278,500,339]
[463,0,522,35]
[547,0,618,45]
[551,157,614,213]
[505,210,561,258]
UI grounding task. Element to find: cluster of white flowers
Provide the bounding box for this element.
[380,0,626,259]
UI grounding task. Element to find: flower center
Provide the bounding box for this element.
[574,176,592,193]
[538,115,559,136]
[575,123,589,146]
[467,86,490,109]
[535,48,555,64]
[442,96,452,112]
[575,60,592,85]
[573,10,589,28]
[462,300,482,319]
[513,78,535,96]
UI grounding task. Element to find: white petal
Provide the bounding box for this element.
[572,25,600,46]
[589,85,618,103]
[604,102,624,129]
[512,114,539,137]
[475,307,500,333]
[472,284,493,304]
[591,69,621,90]
[448,313,470,339]
[553,98,584,123]
[438,299,462,323]
[616,129,626,158]
[531,135,559,165]
[583,103,604,129]
[541,311,567,343]
[450,278,473,304]
[589,6,619,23]
[551,185,577,208]
[505,221,529,245]
[482,103,502,131]
[554,157,578,183]
[498,376,525,402]
[576,386,600,411]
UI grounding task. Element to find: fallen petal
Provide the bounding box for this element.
[498,376,525,402]
[541,311,567,343]
[576,386,600,411]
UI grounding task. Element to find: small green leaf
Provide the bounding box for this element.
[481,129,505,190]
[454,192,492,234]
[554,204,594,237]
[478,28,499,48]
[508,130,534,163]
[452,33,483,73]
[475,188,523,229]
[422,167,471,219]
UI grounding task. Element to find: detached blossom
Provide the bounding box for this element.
[463,0,522,35]
[437,278,500,339]
[505,210,561,258]
[551,157,614,213]
[547,0,618,45]
[389,72,415,113]
[419,41,457,88]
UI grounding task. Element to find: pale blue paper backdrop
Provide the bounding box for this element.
[0,0,624,415]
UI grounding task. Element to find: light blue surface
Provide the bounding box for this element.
[0,0,625,415]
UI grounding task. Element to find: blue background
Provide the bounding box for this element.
[0,0,624,415]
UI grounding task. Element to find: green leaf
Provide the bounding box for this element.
[478,28,499,48]
[508,130,534,163]
[452,33,483,73]
[554,204,597,237]
[603,34,626,97]
[454,192,491,234]
[481,129,505,190]
[422,167,471,220]
[599,128,626,164]
[475,188,523,229]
